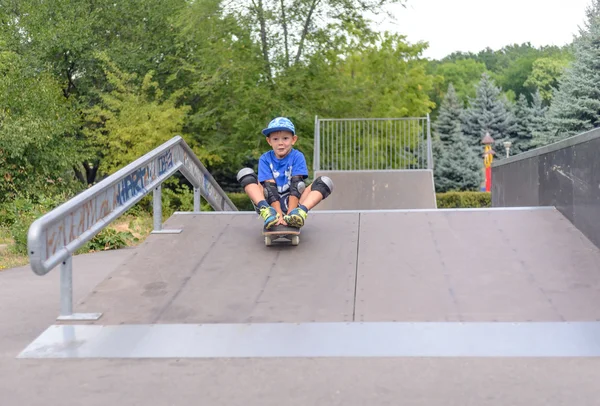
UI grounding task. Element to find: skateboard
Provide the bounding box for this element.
[262,224,301,246]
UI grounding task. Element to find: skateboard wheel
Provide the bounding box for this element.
[291,235,299,245]
[265,236,272,246]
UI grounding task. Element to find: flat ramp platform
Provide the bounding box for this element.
[312,169,437,210]
[67,208,600,326]
[19,207,600,360]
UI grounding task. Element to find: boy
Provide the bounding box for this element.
[236,117,334,229]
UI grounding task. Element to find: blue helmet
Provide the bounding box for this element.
[262,117,295,136]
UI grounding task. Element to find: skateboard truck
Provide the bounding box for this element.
[262,224,300,246]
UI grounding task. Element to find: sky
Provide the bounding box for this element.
[369,0,592,60]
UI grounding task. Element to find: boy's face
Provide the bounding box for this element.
[266,130,297,158]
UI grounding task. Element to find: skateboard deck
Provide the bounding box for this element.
[262,224,301,246]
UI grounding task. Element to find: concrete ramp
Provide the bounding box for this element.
[13,206,600,406]
[312,169,436,210]
[18,207,600,360]
[54,208,600,327]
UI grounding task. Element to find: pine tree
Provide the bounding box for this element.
[434,124,484,193]
[434,83,463,145]
[529,89,551,148]
[511,93,534,154]
[545,0,600,142]
[461,73,517,156]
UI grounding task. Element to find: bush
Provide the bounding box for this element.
[86,228,137,251]
[436,191,491,208]
[194,192,254,212]
[226,193,254,211]
[3,195,69,254]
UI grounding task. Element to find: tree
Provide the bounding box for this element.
[231,0,407,81]
[428,58,487,117]
[529,89,551,148]
[4,0,188,184]
[524,55,572,105]
[461,73,517,156]
[433,125,483,193]
[544,0,600,142]
[0,50,81,202]
[83,53,191,175]
[434,83,463,145]
[510,93,534,154]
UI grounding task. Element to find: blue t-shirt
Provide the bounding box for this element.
[258,149,308,195]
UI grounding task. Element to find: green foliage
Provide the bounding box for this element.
[436,191,491,208]
[0,0,589,224]
[461,73,517,155]
[1,195,69,255]
[87,229,137,251]
[544,1,600,142]
[336,33,435,118]
[160,178,195,218]
[510,93,535,153]
[225,193,255,211]
[524,56,571,104]
[528,90,551,148]
[433,126,483,193]
[434,83,463,144]
[84,53,191,175]
[0,51,82,202]
[428,58,487,114]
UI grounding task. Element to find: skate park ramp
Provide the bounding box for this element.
[17,207,600,328]
[311,169,437,210]
[492,126,600,249]
[7,131,600,405]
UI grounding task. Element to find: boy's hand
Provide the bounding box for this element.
[277,212,287,225]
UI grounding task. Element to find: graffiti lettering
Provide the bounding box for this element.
[39,141,232,267]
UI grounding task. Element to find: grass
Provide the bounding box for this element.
[0,212,154,272]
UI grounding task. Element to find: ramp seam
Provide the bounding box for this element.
[352,213,361,321]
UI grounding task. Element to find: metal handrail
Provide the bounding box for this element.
[26,135,237,320]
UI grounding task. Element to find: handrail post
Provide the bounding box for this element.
[56,255,102,321]
[153,185,162,231]
[194,187,201,212]
[151,183,183,235]
[427,114,433,170]
[313,115,320,174]
[60,256,72,317]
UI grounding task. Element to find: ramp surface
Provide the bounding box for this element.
[7,207,600,405]
[56,207,600,327]
[312,169,436,210]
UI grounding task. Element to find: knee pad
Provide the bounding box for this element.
[311,176,334,199]
[237,167,258,188]
[261,181,280,204]
[290,175,306,198]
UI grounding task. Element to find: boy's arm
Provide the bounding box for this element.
[258,155,285,219]
[263,180,285,218]
[287,152,309,212]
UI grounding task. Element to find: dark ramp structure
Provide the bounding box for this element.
[8,124,600,405]
[492,127,600,248]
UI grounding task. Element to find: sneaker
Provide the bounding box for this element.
[284,207,307,228]
[259,205,279,229]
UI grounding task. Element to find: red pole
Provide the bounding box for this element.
[486,166,492,192]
